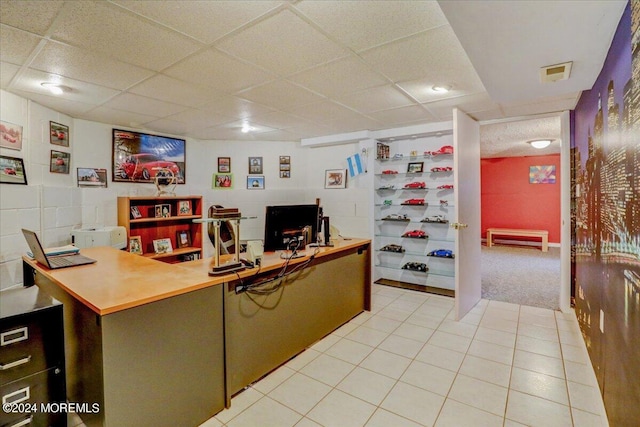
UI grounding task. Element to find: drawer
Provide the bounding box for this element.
[0,309,64,385]
[0,367,66,427]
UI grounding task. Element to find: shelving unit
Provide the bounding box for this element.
[374,137,456,292]
[117,195,203,263]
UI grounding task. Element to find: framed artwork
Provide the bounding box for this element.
[0,121,23,150]
[407,162,424,173]
[50,121,69,147]
[213,173,233,189]
[112,129,186,184]
[153,238,173,254]
[155,204,171,218]
[0,155,27,185]
[247,176,265,189]
[529,165,556,184]
[129,236,143,255]
[248,156,263,174]
[218,157,231,173]
[325,169,347,189]
[176,230,191,248]
[178,200,192,216]
[280,170,290,178]
[130,206,142,219]
[77,168,107,188]
[50,150,70,174]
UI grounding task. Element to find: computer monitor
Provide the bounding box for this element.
[264,204,320,251]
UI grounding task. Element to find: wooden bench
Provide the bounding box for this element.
[486,228,548,252]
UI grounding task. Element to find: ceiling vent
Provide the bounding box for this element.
[540,61,572,83]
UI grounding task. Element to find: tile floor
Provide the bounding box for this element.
[201,284,608,427]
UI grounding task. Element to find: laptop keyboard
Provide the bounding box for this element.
[49,257,74,267]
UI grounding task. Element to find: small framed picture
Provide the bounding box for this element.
[176,230,192,248]
[0,155,27,185]
[129,236,143,254]
[0,121,23,150]
[280,170,290,178]
[50,150,70,174]
[218,157,231,173]
[178,200,192,216]
[407,162,424,173]
[130,206,142,219]
[325,169,347,189]
[213,173,233,189]
[248,156,263,174]
[77,167,107,188]
[247,176,265,189]
[50,121,69,147]
[153,238,173,254]
[155,204,171,218]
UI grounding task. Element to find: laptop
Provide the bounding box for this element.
[22,229,97,269]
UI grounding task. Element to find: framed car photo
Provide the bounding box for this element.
[50,150,70,174]
[0,155,27,185]
[407,162,424,173]
[50,121,69,147]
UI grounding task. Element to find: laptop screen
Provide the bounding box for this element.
[22,229,52,268]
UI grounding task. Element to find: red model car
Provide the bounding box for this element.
[401,198,425,205]
[437,184,454,189]
[382,170,398,174]
[425,145,454,156]
[402,230,427,238]
[118,153,181,181]
[430,166,452,172]
[4,167,16,175]
[404,182,426,189]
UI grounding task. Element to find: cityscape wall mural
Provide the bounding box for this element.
[572,2,639,425]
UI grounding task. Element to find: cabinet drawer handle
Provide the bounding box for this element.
[2,386,30,405]
[0,355,32,370]
[7,415,33,427]
[1,327,28,346]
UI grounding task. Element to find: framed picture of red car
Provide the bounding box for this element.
[50,150,70,174]
[50,121,69,147]
[407,162,424,173]
[0,155,27,185]
[112,129,186,184]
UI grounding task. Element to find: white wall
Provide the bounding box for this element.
[0,90,372,289]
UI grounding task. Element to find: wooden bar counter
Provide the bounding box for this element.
[22,237,371,426]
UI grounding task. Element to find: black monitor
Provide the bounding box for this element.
[264,204,320,251]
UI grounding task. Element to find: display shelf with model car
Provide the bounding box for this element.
[374,136,455,291]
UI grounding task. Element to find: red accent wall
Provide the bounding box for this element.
[481,154,561,243]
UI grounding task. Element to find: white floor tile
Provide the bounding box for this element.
[567,380,603,415]
[435,398,504,427]
[380,381,446,426]
[513,349,565,379]
[415,343,465,372]
[215,386,263,424]
[365,408,423,427]
[428,330,472,353]
[336,366,397,406]
[252,365,297,394]
[361,314,402,333]
[307,389,376,427]
[299,353,356,387]
[510,367,569,405]
[326,337,374,365]
[564,360,598,387]
[518,323,559,342]
[448,374,508,416]
[286,348,321,371]
[400,359,457,396]
[437,319,478,338]
[378,333,424,358]
[467,339,514,365]
[560,343,591,365]
[458,354,512,387]
[226,396,302,427]
[359,348,412,379]
[268,372,332,414]
[479,316,519,334]
[506,390,572,427]
[571,407,605,427]
[345,325,390,347]
[516,334,562,359]
[392,322,435,343]
[474,326,517,349]
[294,417,322,427]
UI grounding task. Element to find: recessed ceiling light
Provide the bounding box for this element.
[41,82,69,95]
[241,123,255,133]
[528,139,553,149]
[432,85,452,93]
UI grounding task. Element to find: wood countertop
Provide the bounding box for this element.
[23,238,370,316]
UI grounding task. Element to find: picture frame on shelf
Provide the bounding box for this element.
[0,121,23,150]
[50,121,69,147]
[77,167,107,188]
[213,173,233,189]
[178,200,192,216]
[50,150,70,174]
[0,155,27,185]
[247,175,265,189]
[153,238,173,254]
[155,204,171,218]
[129,236,143,255]
[130,205,142,219]
[324,169,347,189]
[407,162,424,173]
[218,157,230,173]
[176,230,191,248]
[248,156,263,174]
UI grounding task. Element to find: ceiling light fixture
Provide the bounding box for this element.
[41,82,69,95]
[528,139,553,149]
[241,123,254,133]
[432,84,452,93]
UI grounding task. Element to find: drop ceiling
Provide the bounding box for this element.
[0,0,627,156]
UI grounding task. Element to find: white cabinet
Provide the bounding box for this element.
[373,138,456,292]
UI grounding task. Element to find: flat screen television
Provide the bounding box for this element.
[264,204,320,251]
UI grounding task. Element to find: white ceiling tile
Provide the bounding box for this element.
[0,26,42,65]
[80,106,160,129]
[112,0,283,44]
[129,75,221,108]
[368,105,436,127]
[0,62,20,87]
[252,129,301,141]
[220,120,277,135]
[29,41,155,90]
[284,100,362,124]
[216,9,349,76]
[0,0,65,35]
[190,126,258,141]
[164,109,235,129]
[423,92,500,121]
[139,118,192,137]
[237,80,324,111]
[397,75,486,104]
[163,48,275,94]
[50,1,203,71]
[197,95,275,120]
[500,94,579,117]
[11,89,97,117]
[102,93,189,118]
[295,0,447,51]
[333,85,416,113]
[250,111,313,130]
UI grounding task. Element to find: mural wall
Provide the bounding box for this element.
[572,2,640,425]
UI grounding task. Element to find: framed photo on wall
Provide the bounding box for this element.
[248,157,263,174]
[325,169,347,189]
[213,173,233,189]
[247,176,265,189]
[50,121,69,147]
[407,162,424,174]
[0,121,23,150]
[279,155,290,178]
[218,157,231,173]
[50,150,70,174]
[0,155,27,185]
[77,167,107,188]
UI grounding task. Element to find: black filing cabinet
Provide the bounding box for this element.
[1,286,66,427]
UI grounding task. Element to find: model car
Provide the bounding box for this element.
[421,215,448,223]
[401,198,425,205]
[430,166,453,172]
[380,244,405,253]
[402,262,428,272]
[382,170,398,174]
[424,145,454,156]
[378,184,396,190]
[392,154,404,160]
[440,200,449,206]
[118,153,181,181]
[382,214,410,221]
[403,182,426,189]
[383,199,393,206]
[402,230,427,238]
[437,184,454,189]
[4,167,16,175]
[428,249,455,258]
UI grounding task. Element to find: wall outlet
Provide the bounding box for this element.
[599,309,605,333]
